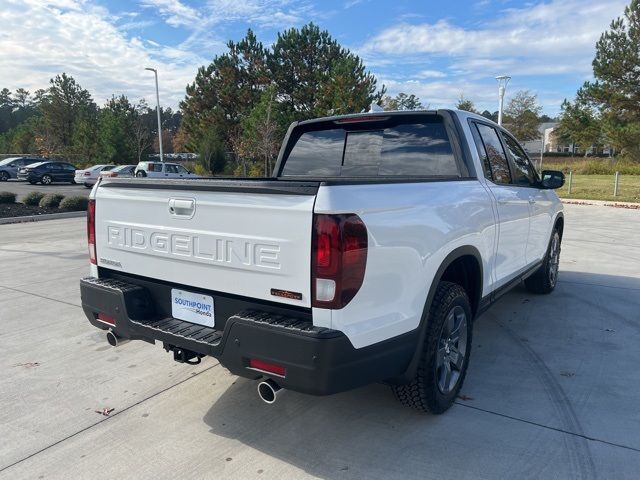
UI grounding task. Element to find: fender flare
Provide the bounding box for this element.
[392,245,484,384]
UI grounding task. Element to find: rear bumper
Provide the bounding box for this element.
[80,274,416,395]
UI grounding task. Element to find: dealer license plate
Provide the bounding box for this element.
[171,289,215,327]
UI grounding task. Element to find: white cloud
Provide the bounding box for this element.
[139,0,200,27]
[359,0,628,114]
[204,0,316,28]
[416,69,447,79]
[0,0,209,107]
[362,0,627,73]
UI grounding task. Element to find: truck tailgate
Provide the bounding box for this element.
[94,179,318,307]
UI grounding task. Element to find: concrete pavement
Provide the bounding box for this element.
[1,204,639,479]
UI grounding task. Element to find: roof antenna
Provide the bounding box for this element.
[368,103,384,113]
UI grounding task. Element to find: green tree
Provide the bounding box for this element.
[269,23,383,122]
[36,73,96,155]
[456,95,477,113]
[239,86,286,176]
[481,110,498,122]
[0,88,13,134]
[503,90,542,141]
[196,130,227,175]
[381,92,424,111]
[555,95,602,156]
[181,29,269,152]
[582,0,640,159]
[10,119,38,153]
[97,95,136,164]
[72,109,99,162]
[182,25,384,176]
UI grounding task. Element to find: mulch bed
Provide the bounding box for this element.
[0,203,60,219]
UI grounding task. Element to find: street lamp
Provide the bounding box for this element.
[145,67,164,163]
[496,75,511,126]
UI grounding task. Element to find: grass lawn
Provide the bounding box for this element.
[557,174,640,203]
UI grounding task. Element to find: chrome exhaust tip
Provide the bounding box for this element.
[106,330,129,347]
[257,379,283,404]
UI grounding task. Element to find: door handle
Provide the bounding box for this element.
[168,198,195,218]
[528,198,536,204]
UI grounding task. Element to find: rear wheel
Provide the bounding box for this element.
[524,229,560,294]
[136,170,146,177]
[41,174,52,185]
[0,171,8,181]
[392,282,473,414]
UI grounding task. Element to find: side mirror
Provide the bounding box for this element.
[541,170,565,189]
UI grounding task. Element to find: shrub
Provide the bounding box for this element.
[23,191,45,206]
[0,191,17,204]
[39,193,65,208]
[193,163,210,177]
[58,195,89,211]
[543,158,640,175]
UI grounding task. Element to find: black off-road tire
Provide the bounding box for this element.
[524,229,561,294]
[392,281,473,414]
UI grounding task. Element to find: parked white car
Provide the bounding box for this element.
[75,165,115,187]
[82,110,565,414]
[134,161,198,179]
[99,165,136,179]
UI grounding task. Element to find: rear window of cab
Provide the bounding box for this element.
[281,115,459,178]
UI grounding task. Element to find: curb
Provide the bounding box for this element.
[0,211,86,225]
[561,199,640,208]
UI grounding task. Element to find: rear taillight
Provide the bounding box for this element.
[97,312,115,325]
[249,358,286,377]
[84,171,91,176]
[312,213,368,309]
[87,199,96,264]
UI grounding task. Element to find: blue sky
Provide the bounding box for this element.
[0,0,630,115]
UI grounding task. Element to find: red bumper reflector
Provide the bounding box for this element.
[249,358,286,377]
[97,313,116,325]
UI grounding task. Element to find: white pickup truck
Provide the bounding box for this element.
[80,110,565,413]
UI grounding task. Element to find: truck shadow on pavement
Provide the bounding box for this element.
[202,271,640,480]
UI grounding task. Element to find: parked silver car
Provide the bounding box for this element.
[99,165,136,179]
[0,157,43,181]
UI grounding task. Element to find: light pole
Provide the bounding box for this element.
[145,67,164,162]
[496,75,511,126]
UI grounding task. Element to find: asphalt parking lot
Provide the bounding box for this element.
[1,203,639,479]
[0,179,90,201]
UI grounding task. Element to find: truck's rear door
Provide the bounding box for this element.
[93,179,318,307]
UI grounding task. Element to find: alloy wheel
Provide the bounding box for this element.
[436,305,468,394]
[548,233,560,287]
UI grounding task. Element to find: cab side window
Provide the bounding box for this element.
[473,123,512,184]
[502,134,538,187]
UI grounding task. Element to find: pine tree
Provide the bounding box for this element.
[582,0,640,159]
